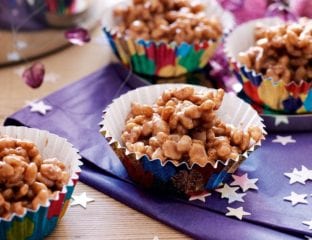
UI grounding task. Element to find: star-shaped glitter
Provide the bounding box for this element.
[215,184,246,203]
[189,192,211,202]
[274,115,289,126]
[272,135,296,146]
[300,166,312,181]
[70,192,94,209]
[231,173,258,192]
[283,192,308,206]
[303,220,312,230]
[28,101,52,115]
[225,207,251,220]
[284,168,307,185]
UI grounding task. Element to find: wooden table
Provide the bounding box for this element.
[0,28,189,239]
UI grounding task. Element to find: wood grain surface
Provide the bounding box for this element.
[0,26,190,240]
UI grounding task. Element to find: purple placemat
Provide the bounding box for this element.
[4,63,312,240]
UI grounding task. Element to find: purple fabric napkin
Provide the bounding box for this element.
[4,63,311,239]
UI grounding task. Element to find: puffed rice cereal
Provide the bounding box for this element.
[238,18,312,84]
[0,137,70,219]
[121,87,263,167]
[112,0,222,44]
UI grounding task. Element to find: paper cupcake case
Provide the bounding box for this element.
[225,17,312,114]
[0,126,82,240]
[100,84,265,197]
[102,0,235,78]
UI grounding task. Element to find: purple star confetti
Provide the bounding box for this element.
[22,62,45,89]
[65,27,91,46]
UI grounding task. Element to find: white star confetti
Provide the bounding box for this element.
[284,168,307,185]
[283,192,308,206]
[7,51,21,61]
[153,236,160,240]
[272,135,296,146]
[215,184,246,204]
[300,166,312,181]
[231,173,258,192]
[225,207,251,220]
[13,66,26,77]
[189,192,211,202]
[28,101,52,115]
[27,0,35,5]
[45,72,60,83]
[16,40,28,49]
[70,192,94,209]
[274,115,289,126]
[303,220,312,230]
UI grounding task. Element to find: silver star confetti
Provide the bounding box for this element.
[272,135,296,146]
[274,115,289,126]
[71,192,94,209]
[215,184,246,204]
[189,192,211,202]
[284,168,307,185]
[225,207,251,220]
[28,101,52,115]
[283,192,308,206]
[231,173,258,192]
[303,220,312,230]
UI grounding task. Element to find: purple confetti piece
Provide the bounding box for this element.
[266,2,297,21]
[218,0,244,11]
[289,0,312,18]
[22,62,45,89]
[64,28,91,46]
